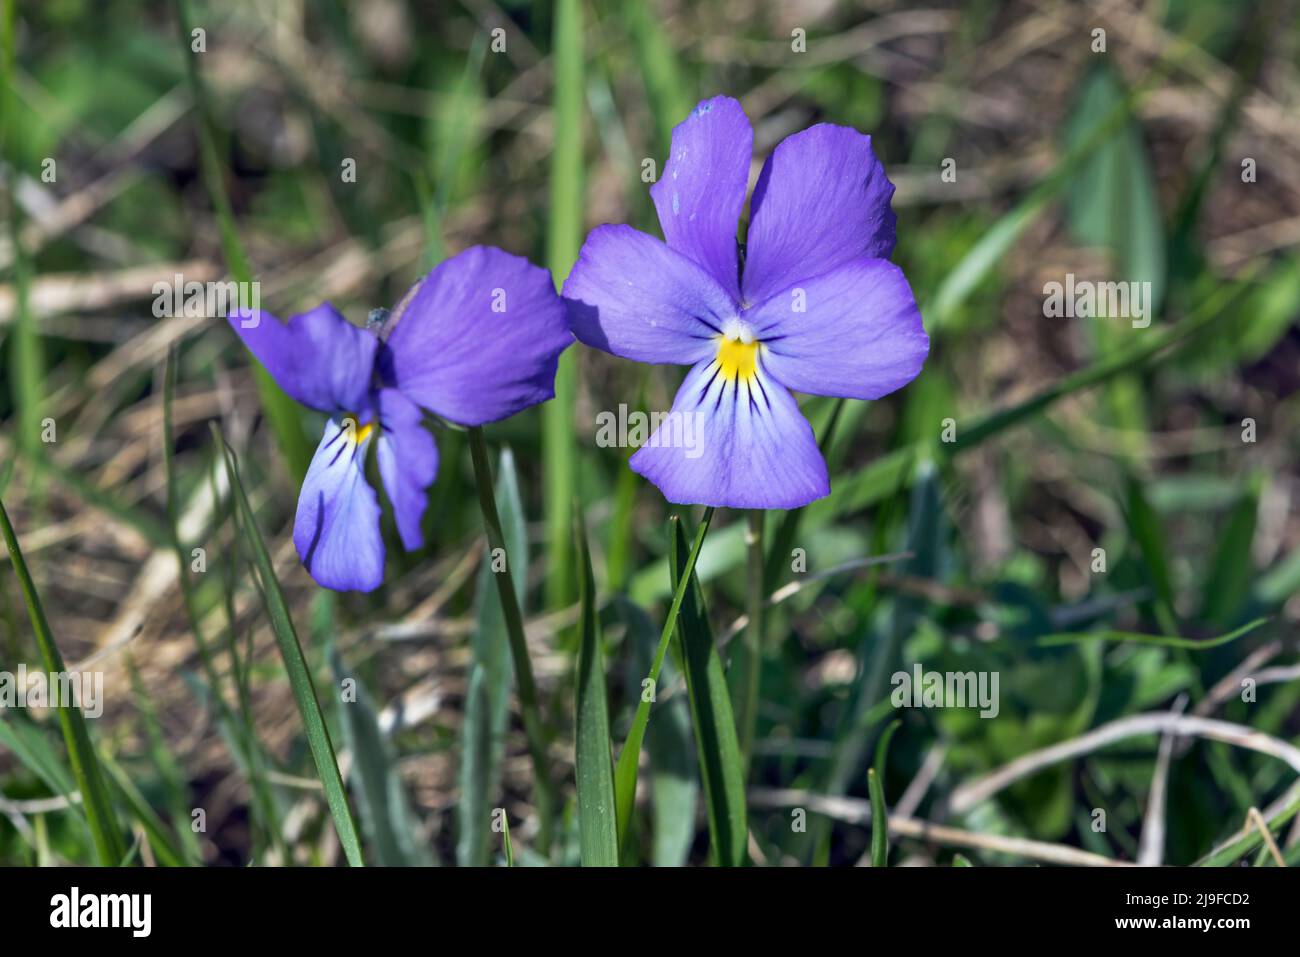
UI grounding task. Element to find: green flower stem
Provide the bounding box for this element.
[738,509,764,774]
[466,425,555,853]
[542,0,584,611]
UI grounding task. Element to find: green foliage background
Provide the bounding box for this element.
[0,0,1297,867]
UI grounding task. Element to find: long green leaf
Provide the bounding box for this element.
[617,598,698,867]
[670,515,747,867]
[213,425,364,866]
[574,506,618,867]
[613,508,714,854]
[0,714,76,799]
[867,769,887,868]
[466,427,555,853]
[0,496,125,865]
[1064,65,1166,312]
[331,647,432,866]
[458,448,525,866]
[868,720,901,868]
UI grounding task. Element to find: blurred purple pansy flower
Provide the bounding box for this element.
[563,96,928,509]
[230,245,571,592]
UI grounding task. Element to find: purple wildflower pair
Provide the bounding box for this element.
[229,96,927,592]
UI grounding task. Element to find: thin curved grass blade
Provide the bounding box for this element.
[213,425,364,867]
[613,508,713,855]
[0,496,125,865]
[670,515,747,867]
[459,448,525,866]
[574,506,619,866]
[1036,617,1267,650]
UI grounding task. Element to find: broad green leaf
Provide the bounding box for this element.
[1064,64,1166,312]
[1064,65,1166,458]
[814,464,940,865]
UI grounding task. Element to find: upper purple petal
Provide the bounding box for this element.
[745,259,928,400]
[650,95,752,301]
[381,246,573,427]
[563,224,735,366]
[228,303,377,414]
[294,417,385,592]
[375,388,439,552]
[629,357,829,509]
[741,124,897,306]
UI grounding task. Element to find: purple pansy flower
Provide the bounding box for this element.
[229,245,571,592]
[563,96,928,509]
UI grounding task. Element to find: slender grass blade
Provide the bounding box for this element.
[669,515,747,867]
[213,425,364,866]
[0,497,125,865]
[574,506,618,866]
[458,448,525,866]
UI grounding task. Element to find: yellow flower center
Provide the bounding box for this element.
[343,414,375,445]
[716,336,759,383]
